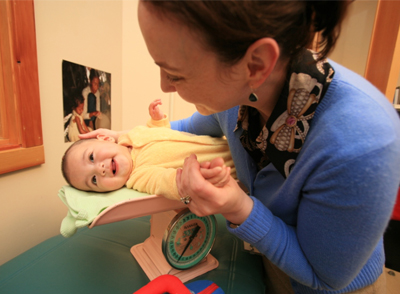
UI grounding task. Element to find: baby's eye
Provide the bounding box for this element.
[89,153,94,162]
[92,175,97,186]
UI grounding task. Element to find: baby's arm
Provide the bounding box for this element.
[149,99,165,121]
[129,158,230,200]
[147,99,171,129]
[200,157,231,188]
[78,128,126,141]
[80,99,168,141]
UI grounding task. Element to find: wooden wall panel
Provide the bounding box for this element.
[365,0,400,100]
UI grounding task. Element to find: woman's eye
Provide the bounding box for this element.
[92,176,97,186]
[89,153,94,162]
[166,74,182,83]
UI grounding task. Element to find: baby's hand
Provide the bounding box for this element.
[149,99,165,121]
[200,157,231,188]
[79,128,120,141]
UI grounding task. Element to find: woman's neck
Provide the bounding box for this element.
[251,58,289,125]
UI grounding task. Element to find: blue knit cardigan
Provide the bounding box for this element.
[171,61,400,293]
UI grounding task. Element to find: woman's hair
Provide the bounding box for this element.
[143,0,349,64]
[61,139,94,188]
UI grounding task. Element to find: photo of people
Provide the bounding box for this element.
[62,60,111,142]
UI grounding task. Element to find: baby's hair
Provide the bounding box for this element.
[61,138,95,189]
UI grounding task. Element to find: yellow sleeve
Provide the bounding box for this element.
[128,165,180,200]
[146,116,171,129]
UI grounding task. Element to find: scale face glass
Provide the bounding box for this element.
[162,209,217,270]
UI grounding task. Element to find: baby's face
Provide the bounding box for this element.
[67,139,132,192]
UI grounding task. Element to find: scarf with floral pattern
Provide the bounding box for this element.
[236,49,334,178]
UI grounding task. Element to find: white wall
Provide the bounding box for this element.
[0,0,123,265]
[121,1,195,129]
[328,0,378,76]
[121,0,165,129]
[0,0,378,266]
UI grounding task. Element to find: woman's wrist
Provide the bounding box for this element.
[223,194,253,227]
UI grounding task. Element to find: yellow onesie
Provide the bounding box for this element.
[117,117,235,200]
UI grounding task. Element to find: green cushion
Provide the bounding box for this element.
[0,215,265,293]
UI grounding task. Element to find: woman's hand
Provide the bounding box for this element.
[176,154,253,225]
[78,128,121,141]
[149,99,165,121]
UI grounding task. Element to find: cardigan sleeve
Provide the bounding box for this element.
[171,112,224,137]
[228,144,400,291]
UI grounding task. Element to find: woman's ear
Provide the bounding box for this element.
[245,38,280,88]
[97,134,116,143]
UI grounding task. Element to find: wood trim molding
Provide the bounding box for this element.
[365,0,400,101]
[0,0,44,175]
[386,26,400,101]
[0,145,44,174]
[10,0,43,147]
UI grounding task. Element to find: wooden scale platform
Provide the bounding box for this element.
[89,194,219,283]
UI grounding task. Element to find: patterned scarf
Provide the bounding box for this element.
[236,49,334,178]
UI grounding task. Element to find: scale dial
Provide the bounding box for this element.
[162,208,217,270]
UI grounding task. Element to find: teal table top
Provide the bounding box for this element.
[0,215,265,293]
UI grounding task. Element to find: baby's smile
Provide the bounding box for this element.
[112,159,116,175]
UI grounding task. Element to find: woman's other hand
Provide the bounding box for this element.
[149,99,165,121]
[176,154,253,225]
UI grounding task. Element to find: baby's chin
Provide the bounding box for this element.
[98,184,125,193]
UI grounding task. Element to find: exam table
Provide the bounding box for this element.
[0,189,266,293]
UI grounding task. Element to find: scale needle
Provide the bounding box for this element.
[178,225,200,262]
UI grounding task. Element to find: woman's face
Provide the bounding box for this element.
[138,2,249,115]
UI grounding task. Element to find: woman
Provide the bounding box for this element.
[83,1,400,293]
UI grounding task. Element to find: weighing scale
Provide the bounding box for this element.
[89,194,219,283]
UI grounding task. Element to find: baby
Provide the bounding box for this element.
[62,99,235,200]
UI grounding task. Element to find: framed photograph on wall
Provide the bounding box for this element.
[62,60,111,142]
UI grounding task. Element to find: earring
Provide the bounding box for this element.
[249,92,258,102]
[249,87,258,102]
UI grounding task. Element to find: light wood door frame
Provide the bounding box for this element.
[0,0,44,174]
[365,0,400,101]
